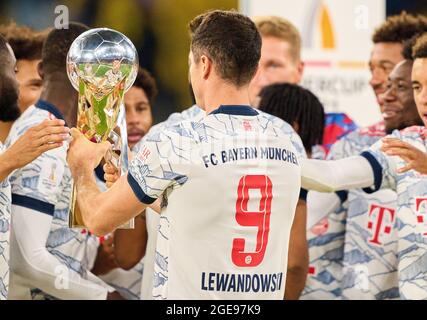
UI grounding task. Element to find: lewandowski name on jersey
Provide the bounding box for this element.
[201,272,283,293]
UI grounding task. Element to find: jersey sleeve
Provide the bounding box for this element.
[326,132,358,203]
[10,146,66,216]
[127,128,190,205]
[360,133,398,193]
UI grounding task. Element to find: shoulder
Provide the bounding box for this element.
[179,105,204,120]
[256,110,306,157]
[357,121,386,137]
[391,126,427,147]
[146,105,204,138]
[256,109,296,134]
[146,119,202,142]
[397,125,427,138]
[336,122,383,143]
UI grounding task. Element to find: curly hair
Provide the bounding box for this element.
[372,12,427,44]
[133,67,158,105]
[258,83,325,152]
[412,32,427,59]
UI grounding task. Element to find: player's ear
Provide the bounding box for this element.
[37,61,44,79]
[200,55,212,80]
[295,61,304,83]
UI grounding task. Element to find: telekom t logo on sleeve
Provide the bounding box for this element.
[367,204,395,246]
[416,198,427,236]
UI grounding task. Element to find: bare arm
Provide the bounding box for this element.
[104,162,150,269]
[114,212,148,270]
[284,199,309,300]
[67,129,147,236]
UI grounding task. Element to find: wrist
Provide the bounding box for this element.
[0,148,18,173]
[72,164,94,182]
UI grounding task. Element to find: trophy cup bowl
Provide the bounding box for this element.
[67,28,138,228]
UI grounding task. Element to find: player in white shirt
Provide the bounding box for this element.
[0,34,69,300]
[68,10,308,300]
[6,24,118,300]
[255,82,348,300]
[304,14,427,300]
[301,32,427,300]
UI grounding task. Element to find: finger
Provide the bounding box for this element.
[397,163,413,174]
[104,173,118,183]
[382,139,412,150]
[70,128,83,139]
[98,141,112,157]
[33,119,65,131]
[39,133,70,145]
[35,126,70,139]
[383,147,414,159]
[38,142,63,153]
[103,162,118,174]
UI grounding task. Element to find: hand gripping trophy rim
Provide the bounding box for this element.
[67,28,138,229]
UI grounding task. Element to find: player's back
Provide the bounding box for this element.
[134,106,303,299]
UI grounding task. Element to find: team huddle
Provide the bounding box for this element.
[1,9,427,300]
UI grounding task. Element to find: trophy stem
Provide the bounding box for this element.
[69,183,85,228]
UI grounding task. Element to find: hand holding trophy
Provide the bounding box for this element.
[67,28,138,228]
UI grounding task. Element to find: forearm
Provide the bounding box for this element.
[301,156,374,192]
[74,167,106,233]
[284,266,308,300]
[114,212,147,270]
[0,150,17,181]
[11,205,110,300]
[285,200,308,300]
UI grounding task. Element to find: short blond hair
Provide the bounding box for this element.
[253,16,301,62]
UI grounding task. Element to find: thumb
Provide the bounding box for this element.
[99,140,112,155]
[70,128,83,140]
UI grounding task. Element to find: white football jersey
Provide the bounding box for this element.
[302,144,347,300]
[362,126,427,299]
[0,143,11,300]
[128,105,305,299]
[338,122,398,300]
[6,100,105,299]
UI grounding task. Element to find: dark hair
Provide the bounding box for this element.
[412,32,427,59]
[259,83,325,152]
[372,12,427,44]
[402,35,419,60]
[132,67,158,104]
[0,34,8,56]
[0,22,47,60]
[189,10,261,87]
[42,22,89,75]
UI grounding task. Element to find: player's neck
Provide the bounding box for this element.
[202,84,250,114]
[39,77,78,126]
[0,121,13,143]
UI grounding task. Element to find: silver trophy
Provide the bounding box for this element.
[67,28,138,228]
